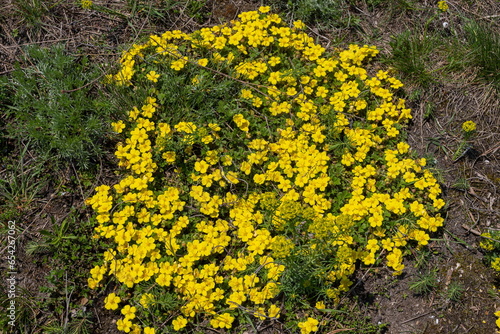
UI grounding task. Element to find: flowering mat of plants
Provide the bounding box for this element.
[84,7,452,333]
[1,1,499,334]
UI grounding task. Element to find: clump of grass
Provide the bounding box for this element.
[13,0,48,31]
[464,20,500,87]
[270,0,360,29]
[386,30,439,87]
[0,286,39,333]
[0,139,47,217]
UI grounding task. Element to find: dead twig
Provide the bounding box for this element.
[461,224,482,236]
[462,224,500,243]
[401,306,438,325]
[60,73,106,93]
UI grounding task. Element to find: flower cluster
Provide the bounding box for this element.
[88,7,446,333]
[492,257,500,272]
[80,0,93,10]
[462,120,477,133]
[298,317,320,334]
[438,1,449,12]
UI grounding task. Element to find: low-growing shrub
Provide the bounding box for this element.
[87,7,445,333]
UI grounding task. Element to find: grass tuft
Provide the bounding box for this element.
[464,20,500,87]
[270,0,360,29]
[386,30,439,87]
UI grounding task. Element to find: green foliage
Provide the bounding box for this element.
[39,269,93,334]
[13,0,48,30]
[0,140,47,216]
[329,302,387,333]
[5,44,114,170]
[443,281,464,302]
[409,270,438,295]
[0,285,39,333]
[280,248,327,301]
[27,209,106,269]
[352,0,385,9]
[26,214,78,255]
[452,177,470,191]
[270,0,360,29]
[0,76,13,150]
[27,210,104,333]
[464,20,500,87]
[386,31,438,87]
[88,7,447,332]
[42,317,93,334]
[120,0,209,24]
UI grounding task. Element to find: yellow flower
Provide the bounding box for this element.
[298,317,319,334]
[194,160,210,174]
[233,114,250,132]
[111,120,126,133]
[81,0,93,9]
[267,57,280,67]
[258,6,271,13]
[210,313,235,329]
[412,230,430,246]
[315,301,325,310]
[208,123,221,132]
[293,20,306,29]
[162,151,176,163]
[121,304,137,319]
[90,9,457,334]
[221,155,232,166]
[286,87,297,96]
[104,293,121,310]
[171,57,188,71]
[175,121,197,133]
[146,70,160,82]
[198,58,208,66]
[116,318,132,332]
[490,257,500,272]
[130,324,141,334]
[480,233,495,251]
[253,173,266,184]
[139,293,155,308]
[191,76,200,85]
[461,120,476,132]
[172,316,188,331]
[437,1,448,12]
[268,304,280,318]
[240,89,253,99]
